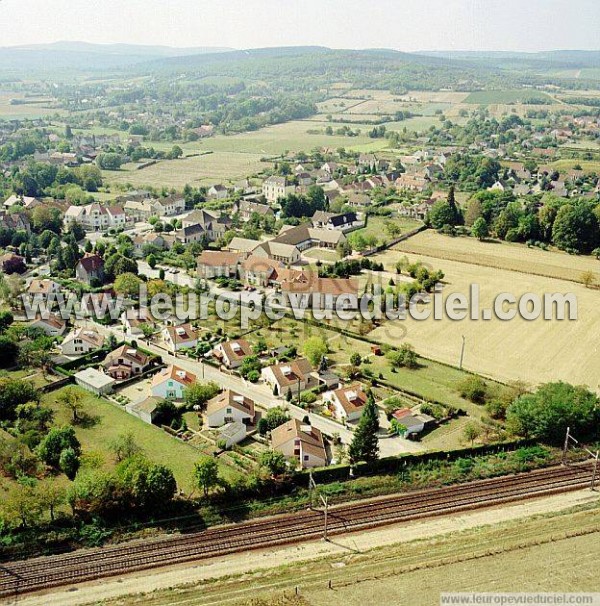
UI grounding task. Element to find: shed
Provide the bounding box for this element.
[127,397,160,425]
[74,368,115,396]
[218,421,247,449]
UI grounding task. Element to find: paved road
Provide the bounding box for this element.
[86,320,421,456]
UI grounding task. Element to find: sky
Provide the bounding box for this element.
[0,0,598,52]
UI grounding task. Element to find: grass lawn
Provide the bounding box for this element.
[247,319,489,417]
[302,248,341,263]
[350,215,422,243]
[43,386,243,492]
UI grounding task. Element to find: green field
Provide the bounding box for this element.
[43,386,240,492]
[464,89,554,104]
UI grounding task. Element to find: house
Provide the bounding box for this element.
[121,308,156,337]
[103,345,150,380]
[233,199,275,222]
[30,313,67,337]
[196,251,241,280]
[133,233,167,257]
[324,383,368,423]
[296,172,313,186]
[76,253,104,286]
[241,255,300,288]
[3,194,40,210]
[181,209,231,241]
[226,237,261,257]
[162,323,198,352]
[63,203,129,232]
[126,397,160,424]
[280,273,359,310]
[252,241,302,265]
[262,176,294,203]
[74,368,116,396]
[311,211,361,231]
[205,389,255,427]
[213,338,253,369]
[395,173,429,192]
[261,358,317,396]
[391,408,434,436]
[1,210,31,233]
[0,253,26,274]
[60,327,104,356]
[207,184,229,200]
[175,223,206,245]
[272,224,346,251]
[271,419,327,468]
[151,364,196,401]
[27,279,61,301]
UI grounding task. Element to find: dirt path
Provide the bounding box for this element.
[9,489,599,606]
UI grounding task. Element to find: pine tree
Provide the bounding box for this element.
[348,390,380,464]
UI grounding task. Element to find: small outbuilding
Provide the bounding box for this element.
[74,367,116,396]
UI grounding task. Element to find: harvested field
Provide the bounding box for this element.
[369,240,600,388]
[394,230,600,284]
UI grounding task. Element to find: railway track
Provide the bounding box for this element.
[0,462,596,599]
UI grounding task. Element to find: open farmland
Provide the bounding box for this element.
[394,230,600,284]
[464,89,554,104]
[103,151,265,188]
[369,243,600,389]
[0,91,63,119]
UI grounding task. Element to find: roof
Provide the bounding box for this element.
[227,237,261,253]
[164,323,197,345]
[272,224,344,247]
[32,313,65,330]
[255,241,300,260]
[215,338,253,363]
[206,389,255,418]
[263,176,288,187]
[267,358,313,388]
[129,397,160,415]
[104,345,150,368]
[197,250,241,267]
[63,327,104,349]
[219,421,247,440]
[78,253,104,273]
[74,367,115,390]
[271,419,326,460]
[28,279,59,295]
[331,383,367,416]
[152,364,196,388]
[281,273,359,297]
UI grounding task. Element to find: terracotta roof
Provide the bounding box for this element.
[206,389,255,418]
[28,279,59,295]
[152,364,196,388]
[104,345,149,368]
[281,273,358,297]
[215,338,253,363]
[267,358,313,388]
[331,383,367,416]
[197,250,241,267]
[65,327,104,349]
[165,323,197,345]
[78,253,104,273]
[271,419,326,459]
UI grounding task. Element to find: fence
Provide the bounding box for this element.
[362,224,427,256]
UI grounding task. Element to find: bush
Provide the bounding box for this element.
[458,376,488,404]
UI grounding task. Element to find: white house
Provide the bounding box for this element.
[162,323,198,352]
[271,419,327,469]
[323,383,368,423]
[151,364,196,401]
[30,314,67,337]
[213,339,253,369]
[60,327,104,356]
[218,422,247,449]
[205,389,255,427]
[262,176,294,203]
[261,358,317,397]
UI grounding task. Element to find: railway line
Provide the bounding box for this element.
[0,461,597,599]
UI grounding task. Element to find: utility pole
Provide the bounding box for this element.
[459,335,466,370]
[563,426,571,465]
[322,495,329,541]
[591,451,599,492]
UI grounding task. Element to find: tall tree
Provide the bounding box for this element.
[348,390,380,464]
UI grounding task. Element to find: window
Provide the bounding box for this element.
[226,408,232,414]
[303,455,309,461]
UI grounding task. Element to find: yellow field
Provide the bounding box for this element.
[369,236,600,389]
[104,151,266,188]
[0,92,64,119]
[395,230,600,284]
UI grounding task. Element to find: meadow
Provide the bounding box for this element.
[0,91,64,119]
[464,89,554,104]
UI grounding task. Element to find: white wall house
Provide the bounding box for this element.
[151,365,196,401]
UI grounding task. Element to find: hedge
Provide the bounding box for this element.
[293,438,537,486]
